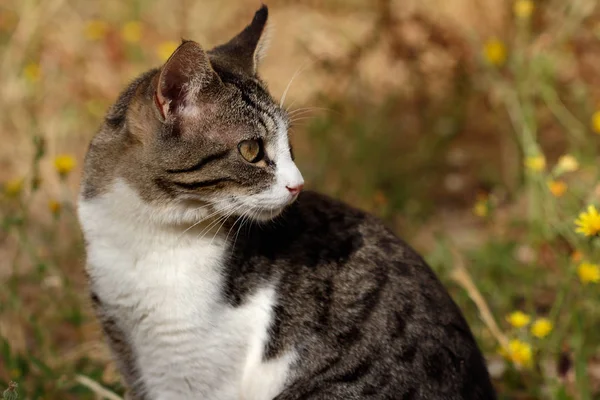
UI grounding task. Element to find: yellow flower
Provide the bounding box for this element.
[473,200,488,217]
[556,154,579,173]
[574,205,600,236]
[23,62,41,83]
[531,318,553,338]
[513,0,534,19]
[121,21,142,44]
[85,20,108,41]
[577,262,600,284]
[48,200,61,215]
[592,110,600,134]
[506,311,531,328]
[156,41,179,62]
[3,178,23,197]
[483,38,507,66]
[54,154,76,176]
[500,339,533,367]
[547,180,567,197]
[525,155,546,172]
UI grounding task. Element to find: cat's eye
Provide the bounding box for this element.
[238,139,264,163]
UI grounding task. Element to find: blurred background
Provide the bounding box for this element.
[1,0,600,398]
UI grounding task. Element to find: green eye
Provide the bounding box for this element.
[238,139,264,163]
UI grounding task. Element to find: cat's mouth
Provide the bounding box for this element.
[249,206,287,221]
[206,190,300,223]
[229,197,297,222]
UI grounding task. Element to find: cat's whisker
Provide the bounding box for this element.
[195,206,237,241]
[287,112,316,121]
[178,202,221,237]
[287,106,333,116]
[289,116,318,124]
[210,205,243,246]
[224,209,248,246]
[279,59,313,108]
[232,212,250,249]
[198,203,244,243]
[287,108,315,117]
[177,204,224,241]
[197,216,227,242]
[225,214,243,245]
[285,99,298,114]
[288,117,313,125]
[215,204,247,244]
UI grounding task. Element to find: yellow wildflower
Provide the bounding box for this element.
[54,154,76,176]
[121,21,142,44]
[483,38,507,66]
[85,20,108,41]
[500,339,533,367]
[23,62,41,83]
[513,0,534,19]
[3,178,23,197]
[556,154,579,173]
[574,205,600,236]
[156,41,179,62]
[531,318,553,338]
[547,180,567,197]
[577,262,600,284]
[48,200,61,215]
[473,200,488,217]
[592,110,600,134]
[506,311,531,328]
[525,155,546,172]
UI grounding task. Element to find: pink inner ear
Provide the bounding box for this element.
[154,90,169,120]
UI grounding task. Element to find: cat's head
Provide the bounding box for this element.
[82,6,304,226]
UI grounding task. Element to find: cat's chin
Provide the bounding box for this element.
[244,206,287,222]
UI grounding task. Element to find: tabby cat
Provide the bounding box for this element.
[78,5,497,400]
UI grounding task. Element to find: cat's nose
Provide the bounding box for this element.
[286,184,304,195]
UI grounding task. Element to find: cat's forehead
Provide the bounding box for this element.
[171,88,284,148]
[175,65,285,141]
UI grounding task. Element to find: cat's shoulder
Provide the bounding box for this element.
[264,190,425,265]
[287,190,405,241]
[288,190,372,222]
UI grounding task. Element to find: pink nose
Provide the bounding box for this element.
[286,184,304,195]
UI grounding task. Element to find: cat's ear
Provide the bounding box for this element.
[155,40,219,120]
[209,5,270,76]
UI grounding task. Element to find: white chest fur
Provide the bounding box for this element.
[78,181,294,400]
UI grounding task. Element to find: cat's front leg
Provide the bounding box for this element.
[90,292,147,399]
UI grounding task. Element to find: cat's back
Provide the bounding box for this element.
[227,191,496,399]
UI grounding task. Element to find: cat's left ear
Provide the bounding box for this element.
[209,5,270,76]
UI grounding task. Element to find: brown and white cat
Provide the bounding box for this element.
[77,6,496,400]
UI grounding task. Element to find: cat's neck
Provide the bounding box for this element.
[78,178,230,257]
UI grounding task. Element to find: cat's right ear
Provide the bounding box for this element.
[154,40,218,121]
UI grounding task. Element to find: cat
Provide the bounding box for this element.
[77,5,497,400]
